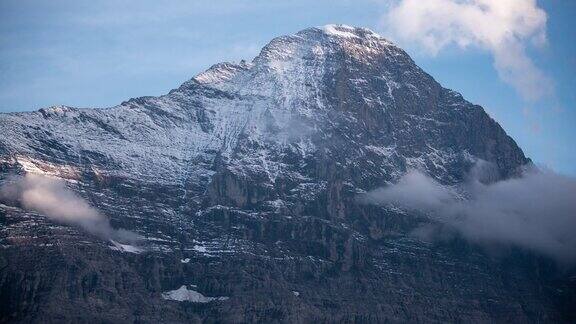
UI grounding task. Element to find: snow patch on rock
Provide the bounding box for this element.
[321,24,361,39]
[161,285,229,303]
[109,240,144,254]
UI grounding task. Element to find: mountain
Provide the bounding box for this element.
[0,24,573,323]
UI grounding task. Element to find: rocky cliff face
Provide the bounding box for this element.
[0,25,574,323]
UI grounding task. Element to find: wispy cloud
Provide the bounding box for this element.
[360,166,576,266]
[0,174,140,244]
[381,0,553,101]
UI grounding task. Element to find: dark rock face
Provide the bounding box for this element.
[0,25,574,323]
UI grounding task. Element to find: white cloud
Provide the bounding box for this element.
[360,167,576,265]
[381,0,553,101]
[0,174,140,244]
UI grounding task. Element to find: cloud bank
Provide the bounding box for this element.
[382,0,552,101]
[361,168,576,265]
[0,174,140,244]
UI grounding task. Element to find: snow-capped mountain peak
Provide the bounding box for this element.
[0,26,557,323]
[0,25,526,187]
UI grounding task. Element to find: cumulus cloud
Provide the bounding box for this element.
[361,167,576,265]
[0,174,140,244]
[381,0,553,101]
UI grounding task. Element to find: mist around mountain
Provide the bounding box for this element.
[0,25,574,323]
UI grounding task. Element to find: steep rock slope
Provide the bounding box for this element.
[0,25,573,323]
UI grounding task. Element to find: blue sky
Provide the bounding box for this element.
[0,0,574,175]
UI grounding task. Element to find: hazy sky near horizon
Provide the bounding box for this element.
[0,0,574,175]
